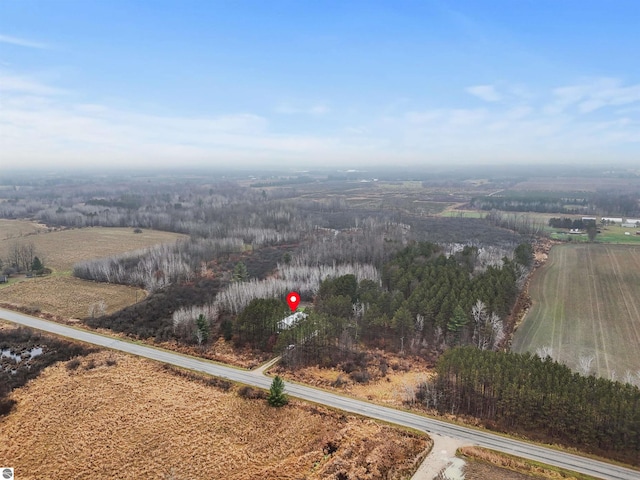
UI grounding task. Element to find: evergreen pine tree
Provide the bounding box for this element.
[267,375,288,407]
[31,256,44,274]
[195,313,209,344]
[232,262,249,282]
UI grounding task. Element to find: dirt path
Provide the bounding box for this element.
[251,355,281,376]
[411,434,469,480]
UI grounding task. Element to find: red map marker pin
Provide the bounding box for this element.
[286,291,300,311]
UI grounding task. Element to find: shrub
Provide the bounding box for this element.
[0,398,16,417]
[238,386,266,400]
[349,370,371,384]
[66,358,81,370]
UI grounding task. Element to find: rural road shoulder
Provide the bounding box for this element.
[1,308,638,480]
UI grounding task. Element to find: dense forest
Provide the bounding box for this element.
[277,241,530,367]
[471,192,640,216]
[430,347,640,464]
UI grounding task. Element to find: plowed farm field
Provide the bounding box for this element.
[512,244,640,379]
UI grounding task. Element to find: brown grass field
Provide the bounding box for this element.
[0,223,184,319]
[458,447,599,480]
[0,276,143,319]
[0,351,430,480]
[0,223,186,273]
[273,353,434,408]
[0,219,48,240]
[512,244,640,379]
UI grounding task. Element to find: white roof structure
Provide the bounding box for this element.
[277,311,308,330]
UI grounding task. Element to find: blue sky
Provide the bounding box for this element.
[1,0,639,170]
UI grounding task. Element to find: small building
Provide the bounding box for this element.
[582,216,597,223]
[601,217,623,224]
[277,311,308,331]
[624,218,640,225]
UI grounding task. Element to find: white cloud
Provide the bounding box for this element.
[0,73,65,95]
[0,34,48,49]
[546,78,640,114]
[1,72,639,169]
[0,74,349,168]
[466,85,501,102]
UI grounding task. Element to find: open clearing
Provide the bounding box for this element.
[0,223,186,272]
[551,225,640,245]
[0,276,143,319]
[512,244,640,378]
[0,223,182,319]
[0,219,48,240]
[0,350,429,480]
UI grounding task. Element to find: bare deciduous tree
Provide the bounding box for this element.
[578,355,595,376]
[536,345,553,359]
[471,300,504,351]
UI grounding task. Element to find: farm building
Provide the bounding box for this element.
[581,216,597,224]
[624,218,640,225]
[622,223,638,228]
[601,217,623,224]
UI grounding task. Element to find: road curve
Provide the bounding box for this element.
[1,308,638,480]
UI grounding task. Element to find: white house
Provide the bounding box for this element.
[277,311,308,330]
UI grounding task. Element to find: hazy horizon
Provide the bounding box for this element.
[1,1,639,169]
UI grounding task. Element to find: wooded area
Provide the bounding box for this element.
[432,347,640,464]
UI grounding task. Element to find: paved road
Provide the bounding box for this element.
[2,308,638,480]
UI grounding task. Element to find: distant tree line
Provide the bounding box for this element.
[548,217,589,229]
[472,192,640,217]
[471,195,588,214]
